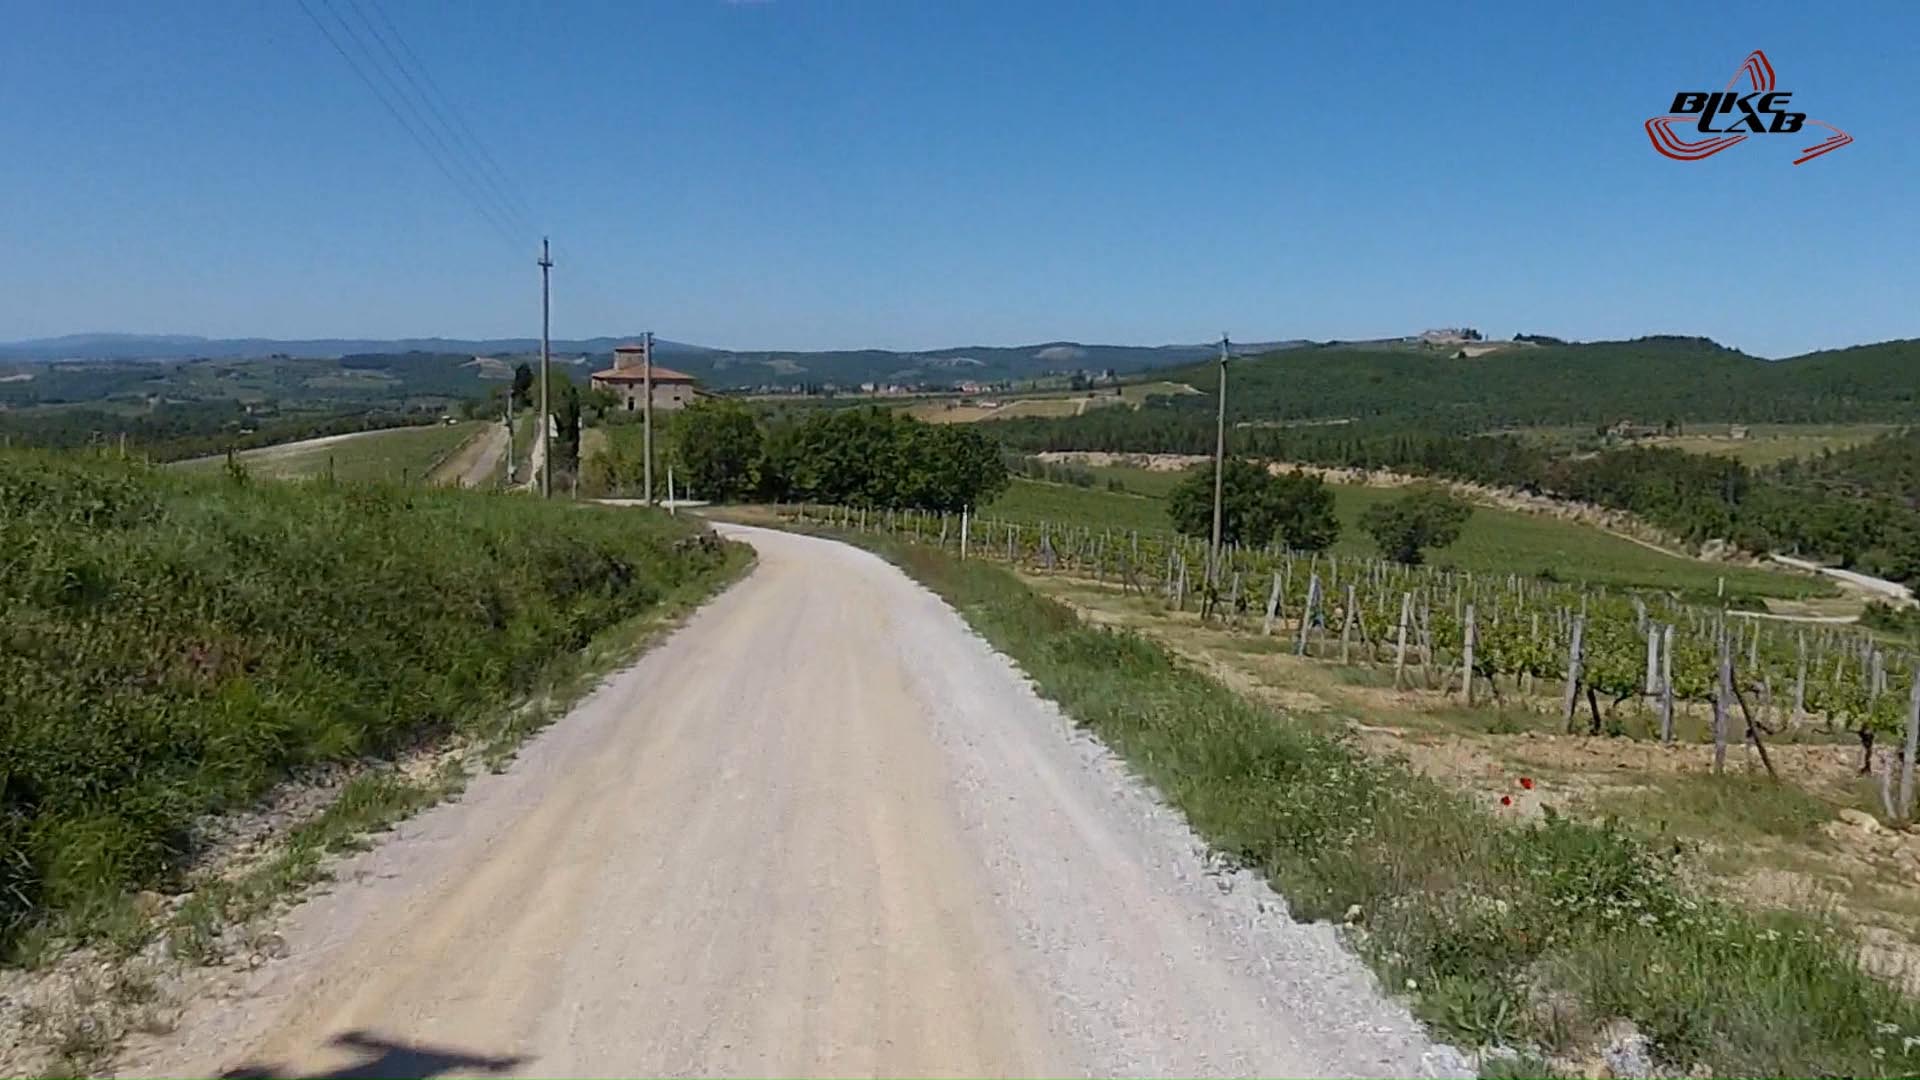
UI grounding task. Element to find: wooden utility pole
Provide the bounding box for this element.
[643,330,655,505]
[1208,333,1229,584]
[504,388,515,486]
[538,236,553,499]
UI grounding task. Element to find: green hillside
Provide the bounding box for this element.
[0,452,743,951]
[1137,337,1920,430]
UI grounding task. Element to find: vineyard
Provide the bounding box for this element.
[784,503,1920,817]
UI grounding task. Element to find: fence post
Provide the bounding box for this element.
[1262,571,1283,636]
[960,508,969,559]
[1660,624,1676,744]
[1793,633,1807,727]
[1461,603,1476,705]
[1561,614,1585,730]
[1341,584,1357,663]
[1644,623,1660,699]
[1900,665,1920,819]
[1295,573,1321,657]
[1713,626,1731,775]
[1394,592,1411,688]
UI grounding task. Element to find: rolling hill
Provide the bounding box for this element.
[0,333,1284,394]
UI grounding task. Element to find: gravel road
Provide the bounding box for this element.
[429,421,509,488]
[122,525,1465,1078]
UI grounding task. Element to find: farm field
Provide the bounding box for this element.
[900,380,1197,425]
[988,471,1829,601]
[1644,423,1902,467]
[1015,572,1920,994]
[905,396,1087,423]
[1502,423,1902,466]
[172,421,483,483]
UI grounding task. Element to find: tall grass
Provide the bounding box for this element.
[870,537,1920,1077]
[0,451,736,954]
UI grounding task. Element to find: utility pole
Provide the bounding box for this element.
[642,330,655,505]
[1209,332,1230,583]
[504,384,515,487]
[538,237,554,499]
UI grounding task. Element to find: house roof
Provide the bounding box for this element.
[591,365,698,384]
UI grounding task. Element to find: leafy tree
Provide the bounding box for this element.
[1166,458,1339,551]
[1267,470,1340,551]
[1362,489,1471,564]
[511,363,534,409]
[767,407,1007,511]
[672,400,765,502]
[553,378,582,474]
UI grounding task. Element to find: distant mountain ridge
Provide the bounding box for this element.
[0,333,1309,390]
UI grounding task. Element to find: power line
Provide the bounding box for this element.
[293,0,525,249]
[338,0,536,236]
[316,0,527,240]
[356,0,540,230]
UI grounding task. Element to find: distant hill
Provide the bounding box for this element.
[0,333,712,363]
[0,333,1282,391]
[1143,336,1920,428]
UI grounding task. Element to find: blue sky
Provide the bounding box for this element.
[1,1,1912,356]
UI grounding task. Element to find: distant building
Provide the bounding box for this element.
[590,343,701,412]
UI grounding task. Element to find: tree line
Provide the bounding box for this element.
[994,408,1920,586]
[590,402,1010,513]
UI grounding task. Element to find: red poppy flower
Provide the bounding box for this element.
[1519,777,1535,790]
[1500,795,1513,807]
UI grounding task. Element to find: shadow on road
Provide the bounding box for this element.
[220,1029,524,1079]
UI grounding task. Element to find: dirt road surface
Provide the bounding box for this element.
[430,421,509,488]
[122,526,1462,1079]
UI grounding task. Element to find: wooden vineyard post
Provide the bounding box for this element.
[1660,624,1676,744]
[959,508,968,559]
[1394,592,1411,688]
[1340,585,1357,664]
[1262,571,1283,636]
[1902,664,1920,820]
[1713,626,1731,775]
[1174,557,1187,611]
[1295,573,1321,657]
[1419,594,1434,687]
[1644,624,1660,702]
[1561,615,1585,731]
[1461,603,1476,705]
[1228,572,1243,628]
[1793,633,1808,728]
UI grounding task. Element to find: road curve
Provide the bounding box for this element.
[123,525,1460,1079]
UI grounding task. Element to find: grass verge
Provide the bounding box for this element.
[2,449,749,958]
[825,527,1920,1077]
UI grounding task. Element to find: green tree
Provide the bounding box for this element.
[511,363,534,409]
[1362,489,1472,564]
[553,378,582,474]
[673,399,766,502]
[1167,458,1339,551]
[766,407,1008,511]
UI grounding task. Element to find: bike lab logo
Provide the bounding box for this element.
[1646,49,1852,164]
